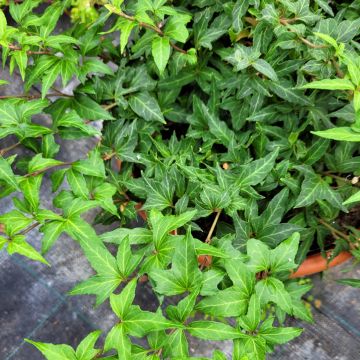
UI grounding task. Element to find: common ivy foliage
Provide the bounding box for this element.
[0,0,360,359]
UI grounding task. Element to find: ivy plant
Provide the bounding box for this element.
[1,0,360,359]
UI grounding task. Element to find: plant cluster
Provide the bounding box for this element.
[1,0,360,358]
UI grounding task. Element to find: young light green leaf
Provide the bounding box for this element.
[25,340,77,360]
[40,221,64,254]
[41,62,61,99]
[0,9,6,38]
[299,79,355,91]
[0,156,20,190]
[312,127,360,142]
[7,235,50,265]
[75,331,102,360]
[152,36,171,74]
[110,278,137,318]
[69,274,121,306]
[28,154,63,173]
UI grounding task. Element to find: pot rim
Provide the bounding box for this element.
[290,250,352,278]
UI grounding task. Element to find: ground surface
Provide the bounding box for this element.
[1,69,360,360]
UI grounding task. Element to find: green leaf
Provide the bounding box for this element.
[200,268,225,296]
[72,149,106,178]
[104,323,131,357]
[187,321,244,340]
[167,289,199,323]
[252,59,278,81]
[343,190,360,205]
[12,50,28,81]
[118,18,136,53]
[116,236,142,278]
[25,340,77,360]
[151,228,202,295]
[246,239,270,272]
[294,169,345,210]
[236,149,279,187]
[75,331,102,360]
[0,210,33,235]
[195,287,248,317]
[73,94,114,121]
[164,17,189,43]
[40,221,64,254]
[41,62,61,99]
[269,81,312,105]
[312,127,360,142]
[255,277,293,314]
[232,0,249,32]
[152,36,171,74]
[110,278,137,318]
[257,188,289,228]
[239,293,261,332]
[81,58,113,76]
[123,307,177,337]
[101,227,153,245]
[0,156,20,190]
[259,327,302,344]
[57,110,100,137]
[300,79,355,91]
[0,9,6,38]
[129,92,165,123]
[150,209,197,249]
[66,169,89,199]
[8,235,50,265]
[164,329,189,358]
[19,175,43,212]
[337,278,360,287]
[224,259,255,297]
[69,274,121,306]
[65,217,119,276]
[93,183,118,215]
[270,233,300,273]
[28,154,63,173]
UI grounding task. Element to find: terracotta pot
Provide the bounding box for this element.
[290,250,352,278]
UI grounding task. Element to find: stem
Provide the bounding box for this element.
[0,93,72,99]
[5,44,52,55]
[279,19,327,49]
[299,37,327,49]
[107,5,187,54]
[19,222,41,235]
[205,209,222,243]
[317,218,350,242]
[24,161,73,178]
[332,58,345,78]
[323,172,360,188]
[0,142,21,156]
[102,102,118,111]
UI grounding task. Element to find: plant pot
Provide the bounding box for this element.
[290,250,352,278]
